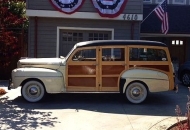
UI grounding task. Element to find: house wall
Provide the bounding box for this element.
[26,0,143,57]
[28,18,140,57]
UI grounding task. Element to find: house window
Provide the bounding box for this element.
[88,33,109,41]
[172,0,186,4]
[156,0,169,4]
[62,32,83,42]
[172,40,184,45]
[143,0,152,3]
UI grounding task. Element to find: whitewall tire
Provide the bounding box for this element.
[125,82,147,104]
[21,80,45,103]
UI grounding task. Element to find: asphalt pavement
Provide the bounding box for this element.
[0,80,189,130]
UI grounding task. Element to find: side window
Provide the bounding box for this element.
[129,48,167,61]
[102,48,125,61]
[72,49,96,61]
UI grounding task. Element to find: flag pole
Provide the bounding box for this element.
[141,0,165,24]
[141,9,155,24]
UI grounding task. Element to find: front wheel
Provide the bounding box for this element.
[181,72,190,86]
[21,80,46,102]
[125,82,148,104]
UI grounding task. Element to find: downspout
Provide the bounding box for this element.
[34,16,38,58]
[131,22,135,40]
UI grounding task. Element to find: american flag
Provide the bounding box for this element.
[154,0,169,34]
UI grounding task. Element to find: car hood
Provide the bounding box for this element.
[17,58,65,70]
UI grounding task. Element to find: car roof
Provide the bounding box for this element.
[76,40,167,48]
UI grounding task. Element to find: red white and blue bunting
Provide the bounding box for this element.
[49,0,128,18]
[49,0,84,14]
[91,0,128,18]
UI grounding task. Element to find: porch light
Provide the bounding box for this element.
[180,41,183,45]
[176,40,179,45]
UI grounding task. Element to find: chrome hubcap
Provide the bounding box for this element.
[126,83,147,104]
[29,87,38,95]
[26,85,41,98]
[132,88,140,97]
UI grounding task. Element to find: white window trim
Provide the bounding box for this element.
[172,0,186,4]
[56,27,114,57]
[143,0,152,3]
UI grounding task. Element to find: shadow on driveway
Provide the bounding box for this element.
[3,84,189,117]
[0,96,60,130]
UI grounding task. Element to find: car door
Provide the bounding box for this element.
[66,47,99,92]
[99,46,128,92]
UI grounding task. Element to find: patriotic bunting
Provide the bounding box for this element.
[49,0,85,14]
[49,0,128,18]
[91,0,128,18]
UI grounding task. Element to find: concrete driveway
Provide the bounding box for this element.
[0,80,189,130]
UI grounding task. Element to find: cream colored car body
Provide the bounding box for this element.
[121,69,169,93]
[9,40,175,104]
[11,59,169,94]
[11,58,66,93]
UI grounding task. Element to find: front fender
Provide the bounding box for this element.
[121,69,169,93]
[11,68,65,93]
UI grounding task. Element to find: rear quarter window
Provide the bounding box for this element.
[129,48,167,61]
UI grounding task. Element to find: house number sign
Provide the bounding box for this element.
[123,14,140,20]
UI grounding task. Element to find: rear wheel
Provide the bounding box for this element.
[181,72,190,86]
[21,80,46,102]
[125,82,147,104]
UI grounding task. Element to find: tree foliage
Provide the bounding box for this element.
[0,0,28,67]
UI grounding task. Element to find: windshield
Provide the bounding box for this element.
[65,45,77,61]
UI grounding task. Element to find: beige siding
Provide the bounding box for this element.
[28,18,140,57]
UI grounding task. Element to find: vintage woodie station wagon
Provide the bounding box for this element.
[9,40,175,104]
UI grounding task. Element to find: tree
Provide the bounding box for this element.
[0,0,28,78]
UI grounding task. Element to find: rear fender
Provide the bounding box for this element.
[121,69,169,93]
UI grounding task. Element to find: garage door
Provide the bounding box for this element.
[59,30,112,57]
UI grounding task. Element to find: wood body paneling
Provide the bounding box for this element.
[102,77,118,87]
[65,45,174,92]
[102,65,125,75]
[68,77,96,87]
[68,65,96,75]
[66,47,98,91]
[66,46,127,92]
